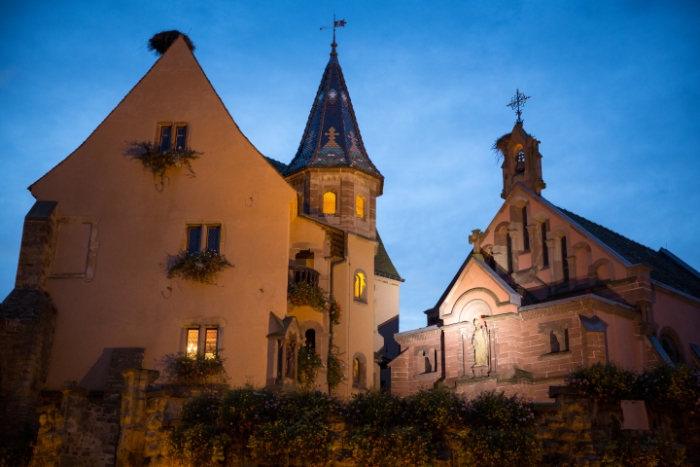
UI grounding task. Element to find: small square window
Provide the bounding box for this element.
[158,123,188,152]
[186,225,221,254]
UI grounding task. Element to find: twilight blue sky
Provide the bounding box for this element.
[1,1,699,331]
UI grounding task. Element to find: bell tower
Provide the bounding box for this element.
[496,90,546,199]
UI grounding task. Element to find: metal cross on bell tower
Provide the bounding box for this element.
[507,89,531,124]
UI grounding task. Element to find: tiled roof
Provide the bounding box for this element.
[284,44,382,180]
[265,157,287,175]
[559,207,700,300]
[375,232,403,282]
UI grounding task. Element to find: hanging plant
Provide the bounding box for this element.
[168,251,232,284]
[326,348,346,392]
[288,282,341,324]
[297,345,324,388]
[127,141,202,179]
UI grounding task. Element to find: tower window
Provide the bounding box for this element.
[561,236,569,282]
[354,271,367,301]
[522,206,530,251]
[322,191,336,215]
[541,221,549,267]
[506,234,513,274]
[356,195,365,219]
[515,150,525,173]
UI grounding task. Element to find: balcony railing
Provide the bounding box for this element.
[288,264,320,288]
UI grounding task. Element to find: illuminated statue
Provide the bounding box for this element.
[472,318,489,376]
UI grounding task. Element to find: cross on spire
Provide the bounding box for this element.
[320,14,346,55]
[507,89,530,124]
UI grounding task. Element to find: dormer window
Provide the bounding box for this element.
[323,191,337,215]
[515,150,525,173]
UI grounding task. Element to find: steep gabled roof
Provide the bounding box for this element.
[375,232,403,282]
[285,43,382,180]
[558,208,700,300]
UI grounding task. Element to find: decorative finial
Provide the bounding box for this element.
[506,89,530,124]
[320,14,346,56]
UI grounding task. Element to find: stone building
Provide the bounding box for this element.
[0,33,402,446]
[390,119,700,400]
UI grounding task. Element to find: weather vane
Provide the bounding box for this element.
[320,14,347,46]
[507,89,530,124]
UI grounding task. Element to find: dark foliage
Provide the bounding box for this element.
[148,30,195,56]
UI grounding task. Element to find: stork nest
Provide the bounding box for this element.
[148,30,195,56]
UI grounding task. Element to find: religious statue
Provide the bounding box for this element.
[472,318,490,377]
[285,342,295,379]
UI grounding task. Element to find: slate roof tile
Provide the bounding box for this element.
[375,232,403,282]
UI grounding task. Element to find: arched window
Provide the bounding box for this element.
[356,195,365,219]
[354,271,367,300]
[660,333,682,364]
[541,221,549,267]
[353,358,361,383]
[305,329,316,350]
[352,353,367,388]
[561,236,569,282]
[506,234,513,273]
[515,150,525,173]
[322,191,336,215]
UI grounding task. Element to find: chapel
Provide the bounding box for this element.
[390,108,700,401]
[0,33,403,442]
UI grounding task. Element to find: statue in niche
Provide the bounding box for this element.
[550,331,560,353]
[472,317,490,378]
[285,342,295,379]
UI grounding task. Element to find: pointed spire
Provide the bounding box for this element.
[285,44,382,180]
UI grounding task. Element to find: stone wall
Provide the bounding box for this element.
[27,378,699,467]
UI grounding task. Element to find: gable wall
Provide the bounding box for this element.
[28,39,296,390]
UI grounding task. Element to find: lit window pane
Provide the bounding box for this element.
[186,329,199,357]
[205,329,218,359]
[323,192,336,215]
[354,272,366,299]
[356,196,364,219]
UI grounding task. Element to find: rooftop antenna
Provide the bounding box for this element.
[320,14,347,54]
[507,89,531,124]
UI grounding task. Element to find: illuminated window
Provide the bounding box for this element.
[353,358,360,383]
[204,328,218,359]
[185,327,219,359]
[323,191,336,215]
[354,272,366,300]
[356,195,365,219]
[186,328,199,357]
[515,150,525,173]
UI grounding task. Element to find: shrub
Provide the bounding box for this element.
[633,364,700,412]
[465,390,536,430]
[405,386,469,434]
[287,282,341,324]
[565,362,636,403]
[167,250,232,284]
[165,354,226,387]
[297,345,324,388]
[343,390,407,429]
[349,425,432,467]
[455,428,542,467]
[602,431,685,467]
[148,30,195,55]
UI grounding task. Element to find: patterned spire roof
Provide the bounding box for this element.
[285,43,382,179]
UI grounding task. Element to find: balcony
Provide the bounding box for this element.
[288,264,320,288]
